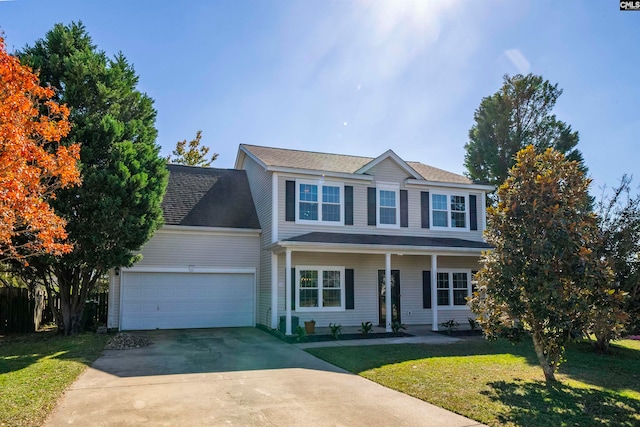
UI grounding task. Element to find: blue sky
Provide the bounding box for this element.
[2,1,638,194]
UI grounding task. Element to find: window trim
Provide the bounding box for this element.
[295,179,345,226]
[435,269,473,308]
[295,265,346,312]
[376,182,400,229]
[430,191,470,232]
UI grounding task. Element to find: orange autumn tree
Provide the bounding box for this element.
[0,36,80,261]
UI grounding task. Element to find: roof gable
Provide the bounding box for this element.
[354,149,421,179]
[163,164,260,229]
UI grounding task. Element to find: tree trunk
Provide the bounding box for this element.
[532,331,557,382]
[57,271,84,335]
[56,267,101,335]
[44,285,63,332]
[594,331,611,353]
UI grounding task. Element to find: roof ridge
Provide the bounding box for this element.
[241,143,374,161]
[167,163,241,172]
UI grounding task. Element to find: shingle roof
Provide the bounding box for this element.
[241,144,473,184]
[162,164,261,229]
[284,232,491,249]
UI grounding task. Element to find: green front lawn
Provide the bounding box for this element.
[0,331,109,427]
[306,338,640,427]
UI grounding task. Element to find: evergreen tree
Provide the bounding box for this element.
[464,74,586,189]
[15,22,167,335]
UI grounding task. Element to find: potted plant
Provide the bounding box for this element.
[304,319,316,334]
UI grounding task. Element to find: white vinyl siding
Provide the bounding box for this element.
[367,158,413,183]
[242,155,273,326]
[274,157,486,240]
[278,176,486,241]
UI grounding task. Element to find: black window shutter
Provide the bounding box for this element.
[471,270,478,294]
[421,191,430,228]
[345,269,354,309]
[469,195,478,231]
[400,190,408,227]
[290,268,296,310]
[344,186,354,225]
[367,187,376,226]
[285,181,295,222]
[422,271,432,309]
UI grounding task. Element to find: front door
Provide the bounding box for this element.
[378,270,401,327]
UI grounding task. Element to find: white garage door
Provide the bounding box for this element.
[120,272,255,330]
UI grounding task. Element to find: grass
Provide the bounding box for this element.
[306,337,640,427]
[0,330,109,427]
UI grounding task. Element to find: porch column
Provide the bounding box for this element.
[385,252,392,332]
[285,248,292,335]
[271,253,278,329]
[431,254,438,331]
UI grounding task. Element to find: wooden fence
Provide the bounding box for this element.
[0,288,108,334]
[0,288,42,334]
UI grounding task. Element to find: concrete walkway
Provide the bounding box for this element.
[45,328,484,427]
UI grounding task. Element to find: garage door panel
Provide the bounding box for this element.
[120,272,254,330]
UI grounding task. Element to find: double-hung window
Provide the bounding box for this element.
[436,270,471,307]
[297,266,345,311]
[296,181,343,225]
[377,183,400,228]
[431,193,468,230]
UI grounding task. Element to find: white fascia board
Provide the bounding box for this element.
[405,179,494,191]
[355,149,422,179]
[122,266,257,274]
[274,241,487,256]
[268,166,374,181]
[233,149,245,169]
[236,145,269,171]
[159,225,261,236]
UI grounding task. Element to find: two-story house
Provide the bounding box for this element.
[108,144,492,334]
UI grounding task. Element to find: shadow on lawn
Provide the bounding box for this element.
[485,380,640,427]
[0,331,105,375]
[559,341,640,395]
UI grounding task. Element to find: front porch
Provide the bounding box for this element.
[266,233,489,335]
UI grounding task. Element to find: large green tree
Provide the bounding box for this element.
[464,74,586,189]
[469,146,616,382]
[167,130,218,167]
[14,22,167,334]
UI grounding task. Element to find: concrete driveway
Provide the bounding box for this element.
[45,328,484,426]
